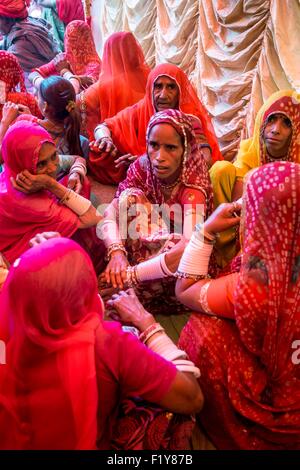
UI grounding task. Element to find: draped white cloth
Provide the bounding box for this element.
[90,0,300,160]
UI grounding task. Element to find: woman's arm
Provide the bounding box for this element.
[176,202,241,318]
[11,171,102,228]
[107,289,203,414]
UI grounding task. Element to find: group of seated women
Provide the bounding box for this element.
[0,13,299,450]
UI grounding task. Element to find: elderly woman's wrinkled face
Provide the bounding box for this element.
[37,142,59,178]
[148,123,184,183]
[263,113,292,159]
[153,76,179,112]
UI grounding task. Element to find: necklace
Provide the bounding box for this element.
[160,177,181,190]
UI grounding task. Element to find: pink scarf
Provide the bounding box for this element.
[0,238,100,449]
[0,121,79,263]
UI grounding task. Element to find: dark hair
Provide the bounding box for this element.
[40,76,83,157]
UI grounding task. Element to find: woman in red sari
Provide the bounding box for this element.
[98,109,214,337]
[0,237,203,449]
[31,20,101,90]
[0,51,41,121]
[89,63,222,184]
[176,161,300,449]
[78,31,150,140]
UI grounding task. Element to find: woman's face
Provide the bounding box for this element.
[153,76,179,112]
[37,142,59,178]
[263,113,292,158]
[148,123,184,183]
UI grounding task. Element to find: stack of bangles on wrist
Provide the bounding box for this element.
[106,243,127,261]
[139,322,200,378]
[126,252,174,286]
[175,223,215,280]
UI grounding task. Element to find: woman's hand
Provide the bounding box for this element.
[115,154,138,168]
[77,75,94,89]
[53,53,70,73]
[204,201,241,236]
[107,288,155,330]
[1,102,19,126]
[102,250,129,289]
[29,231,61,247]
[11,170,53,194]
[68,172,82,193]
[89,138,118,157]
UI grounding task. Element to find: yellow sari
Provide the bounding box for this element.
[210,89,300,267]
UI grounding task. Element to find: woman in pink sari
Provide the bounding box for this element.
[176,161,300,449]
[0,237,203,449]
[0,121,104,271]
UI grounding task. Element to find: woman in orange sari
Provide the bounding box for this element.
[177,161,300,449]
[89,63,222,184]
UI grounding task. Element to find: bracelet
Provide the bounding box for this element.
[106,243,127,261]
[59,188,91,216]
[175,271,211,281]
[126,265,139,287]
[139,322,165,344]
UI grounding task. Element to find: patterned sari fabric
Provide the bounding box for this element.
[0,0,29,19]
[79,32,150,140]
[0,238,100,449]
[0,51,41,120]
[36,20,101,83]
[111,399,195,451]
[179,162,300,449]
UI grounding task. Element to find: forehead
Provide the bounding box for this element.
[154,75,177,86]
[149,122,181,140]
[38,142,57,161]
[266,112,290,120]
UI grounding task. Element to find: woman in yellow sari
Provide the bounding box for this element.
[210,89,300,268]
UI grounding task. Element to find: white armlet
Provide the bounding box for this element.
[60,189,91,216]
[94,124,112,141]
[135,253,173,282]
[177,230,213,278]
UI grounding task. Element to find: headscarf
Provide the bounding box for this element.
[0,0,29,19]
[64,20,101,79]
[116,109,213,218]
[0,238,101,449]
[234,90,300,178]
[0,121,80,263]
[56,0,84,25]
[0,51,41,120]
[80,31,150,139]
[229,162,300,445]
[105,63,222,162]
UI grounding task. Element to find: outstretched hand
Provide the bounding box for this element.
[29,232,61,247]
[107,289,155,331]
[204,201,242,236]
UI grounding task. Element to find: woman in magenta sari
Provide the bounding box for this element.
[176,161,300,449]
[0,237,202,449]
[0,121,104,271]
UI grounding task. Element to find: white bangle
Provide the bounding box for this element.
[177,230,213,278]
[60,189,91,216]
[146,328,200,378]
[97,218,122,247]
[94,124,112,141]
[135,253,173,283]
